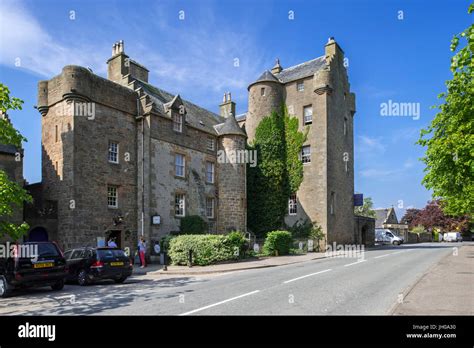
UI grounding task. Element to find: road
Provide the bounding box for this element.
[0,243,465,315]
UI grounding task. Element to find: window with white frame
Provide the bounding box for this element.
[107,186,118,208]
[108,141,119,163]
[173,113,183,132]
[288,194,297,215]
[175,154,185,177]
[301,145,311,164]
[206,161,215,183]
[297,81,304,92]
[175,193,185,217]
[303,105,313,124]
[206,137,215,151]
[206,197,215,218]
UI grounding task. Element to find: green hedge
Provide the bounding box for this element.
[263,230,293,256]
[168,232,245,266]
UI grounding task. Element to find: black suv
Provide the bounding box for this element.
[0,242,68,298]
[64,247,133,286]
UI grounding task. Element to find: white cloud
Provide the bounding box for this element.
[357,135,386,154]
[0,0,105,77]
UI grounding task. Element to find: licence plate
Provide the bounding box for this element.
[110,262,124,266]
[33,262,54,269]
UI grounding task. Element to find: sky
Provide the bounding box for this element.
[0,0,471,219]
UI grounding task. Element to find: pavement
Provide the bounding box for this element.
[392,243,474,315]
[1,242,470,315]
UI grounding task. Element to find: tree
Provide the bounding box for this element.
[247,105,307,237]
[400,208,422,229]
[0,83,32,240]
[354,197,376,218]
[409,200,470,234]
[417,4,474,217]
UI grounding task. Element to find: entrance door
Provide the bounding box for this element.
[361,226,367,245]
[27,227,49,242]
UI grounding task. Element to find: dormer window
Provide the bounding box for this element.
[173,113,183,132]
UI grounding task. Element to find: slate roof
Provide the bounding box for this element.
[214,113,246,137]
[274,56,326,83]
[235,113,247,122]
[135,80,225,135]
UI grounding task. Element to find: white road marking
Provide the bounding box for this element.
[344,259,367,267]
[374,254,390,259]
[179,290,260,316]
[374,250,405,259]
[283,269,332,284]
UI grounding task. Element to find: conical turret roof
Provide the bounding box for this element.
[214,114,246,137]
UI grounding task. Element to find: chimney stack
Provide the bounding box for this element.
[219,91,236,118]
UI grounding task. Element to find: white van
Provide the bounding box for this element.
[375,229,404,245]
[443,232,462,242]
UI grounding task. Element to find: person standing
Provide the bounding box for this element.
[107,238,117,248]
[138,237,147,268]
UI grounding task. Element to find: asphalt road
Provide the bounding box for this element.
[0,243,463,315]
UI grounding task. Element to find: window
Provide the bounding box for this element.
[55,125,59,142]
[64,250,72,260]
[301,145,311,164]
[261,87,265,96]
[173,113,183,132]
[71,249,85,259]
[175,193,185,217]
[206,161,215,183]
[108,141,119,163]
[206,197,215,218]
[330,191,335,215]
[288,194,297,215]
[107,186,118,208]
[207,137,215,151]
[303,105,313,124]
[208,221,215,234]
[175,154,185,177]
[297,81,304,92]
[344,117,348,136]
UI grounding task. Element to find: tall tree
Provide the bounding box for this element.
[400,208,422,229]
[354,197,376,218]
[247,105,307,237]
[409,200,470,233]
[0,83,32,240]
[417,4,474,217]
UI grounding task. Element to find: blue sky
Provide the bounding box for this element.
[0,0,471,218]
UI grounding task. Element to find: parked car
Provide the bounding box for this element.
[64,247,133,286]
[443,232,463,242]
[375,228,404,245]
[0,241,68,298]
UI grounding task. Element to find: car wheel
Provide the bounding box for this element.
[114,277,127,284]
[0,276,12,298]
[77,269,89,286]
[393,241,400,246]
[51,279,64,291]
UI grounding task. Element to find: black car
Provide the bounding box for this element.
[64,247,133,286]
[0,241,68,298]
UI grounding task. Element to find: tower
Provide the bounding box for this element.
[245,70,284,142]
[215,115,247,233]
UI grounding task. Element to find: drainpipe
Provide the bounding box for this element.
[138,97,145,238]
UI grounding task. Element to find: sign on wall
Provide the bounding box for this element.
[354,193,364,207]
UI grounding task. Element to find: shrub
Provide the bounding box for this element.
[287,219,313,238]
[168,233,246,266]
[411,225,425,234]
[263,230,293,256]
[225,231,246,258]
[179,215,208,234]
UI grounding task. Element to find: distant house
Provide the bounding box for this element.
[374,207,408,237]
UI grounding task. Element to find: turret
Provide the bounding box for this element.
[214,115,247,233]
[246,70,283,142]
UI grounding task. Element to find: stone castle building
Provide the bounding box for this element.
[19,37,369,251]
[239,37,357,245]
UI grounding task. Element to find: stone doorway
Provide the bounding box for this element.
[27,227,49,242]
